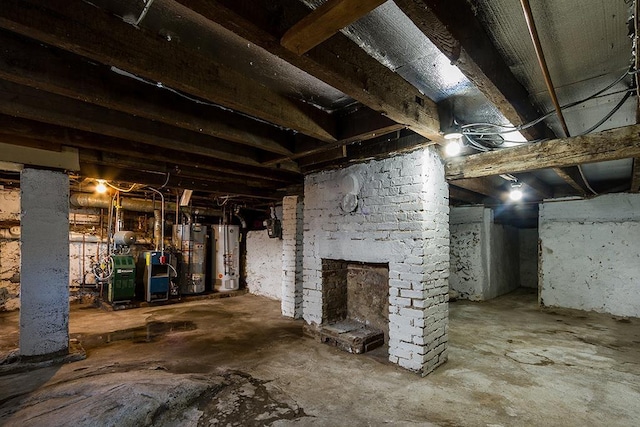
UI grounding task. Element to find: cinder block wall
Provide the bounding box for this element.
[539,193,640,317]
[302,147,450,375]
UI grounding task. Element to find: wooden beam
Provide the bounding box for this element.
[262,107,405,165]
[395,0,554,141]
[0,141,79,171]
[514,173,554,199]
[280,0,386,55]
[449,186,486,205]
[0,0,336,142]
[0,80,298,170]
[551,167,588,196]
[0,114,300,184]
[631,158,640,193]
[80,164,279,199]
[449,178,503,200]
[0,31,295,156]
[446,125,640,180]
[171,0,443,142]
[79,151,279,190]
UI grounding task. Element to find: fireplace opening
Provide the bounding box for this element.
[306,259,389,354]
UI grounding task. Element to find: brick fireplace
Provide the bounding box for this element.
[301,147,450,375]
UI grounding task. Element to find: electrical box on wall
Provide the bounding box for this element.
[264,218,281,239]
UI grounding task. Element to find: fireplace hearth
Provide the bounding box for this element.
[304,259,389,354]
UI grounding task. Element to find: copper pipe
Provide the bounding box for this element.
[519,0,570,137]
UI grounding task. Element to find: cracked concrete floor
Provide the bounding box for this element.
[0,288,639,426]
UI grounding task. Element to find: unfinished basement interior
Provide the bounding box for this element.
[0,0,639,425]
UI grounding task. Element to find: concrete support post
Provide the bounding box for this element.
[19,169,70,357]
[281,195,304,318]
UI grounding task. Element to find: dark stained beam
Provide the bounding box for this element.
[0,0,336,141]
[449,186,486,205]
[0,80,300,170]
[171,0,443,142]
[446,125,640,180]
[395,0,554,141]
[631,158,640,193]
[79,151,279,190]
[449,178,504,200]
[515,173,554,199]
[0,114,301,184]
[551,167,588,196]
[299,130,428,172]
[80,164,280,199]
[280,0,386,55]
[263,106,405,165]
[0,30,295,156]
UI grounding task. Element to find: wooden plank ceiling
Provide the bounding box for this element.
[0,0,637,210]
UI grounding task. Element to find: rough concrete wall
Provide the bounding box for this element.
[245,229,283,300]
[281,196,304,318]
[519,228,538,289]
[0,188,21,311]
[20,169,69,356]
[487,223,520,300]
[539,194,640,318]
[449,206,488,301]
[303,147,449,375]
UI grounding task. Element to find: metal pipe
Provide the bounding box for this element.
[153,209,162,251]
[519,0,570,137]
[70,193,221,217]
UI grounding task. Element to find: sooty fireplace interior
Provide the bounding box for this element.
[305,259,389,354]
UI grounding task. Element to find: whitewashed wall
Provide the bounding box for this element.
[245,229,283,300]
[449,206,520,300]
[449,206,489,300]
[539,194,640,317]
[303,147,449,375]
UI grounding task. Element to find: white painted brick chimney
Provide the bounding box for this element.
[301,146,449,375]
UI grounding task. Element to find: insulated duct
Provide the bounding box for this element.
[69,193,221,217]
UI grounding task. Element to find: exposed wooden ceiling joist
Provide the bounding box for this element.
[0,30,297,156]
[446,125,640,180]
[0,0,336,142]
[515,173,554,199]
[449,186,486,205]
[280,0,386,55]
[551,167,588,196]
[395,0,554,141]
[0,115,301,184]
[171,0,443,142]
[449,178,504,201]
[262,107,405,165]
[0,80,302,171]
[80,164,280,199]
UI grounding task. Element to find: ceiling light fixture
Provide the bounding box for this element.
[444,139,462,157]
[509,182,523,201]
[95,179,107,194]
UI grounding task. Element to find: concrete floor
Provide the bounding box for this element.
[0,288,639,426]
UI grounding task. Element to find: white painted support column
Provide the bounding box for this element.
[19,169,70,356]
[281,195,304,318]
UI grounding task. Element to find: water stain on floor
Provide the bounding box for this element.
[72,321,197,349]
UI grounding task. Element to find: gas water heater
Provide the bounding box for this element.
[213,224,240,292]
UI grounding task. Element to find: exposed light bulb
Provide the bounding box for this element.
[445,140,462,157]
[509,183,523,201]
[95,180,107,194]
